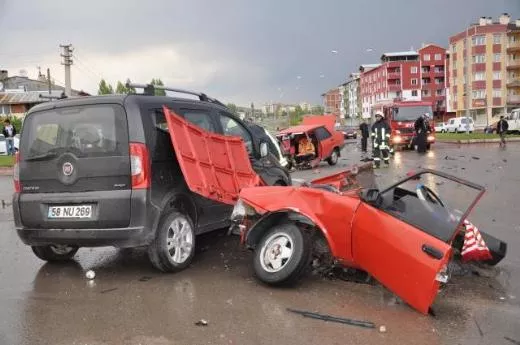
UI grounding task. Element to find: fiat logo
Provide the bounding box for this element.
[62,162,74,176]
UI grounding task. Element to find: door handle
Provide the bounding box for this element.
[422,244,443,260]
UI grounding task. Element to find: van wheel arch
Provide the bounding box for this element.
[154,189,198,234]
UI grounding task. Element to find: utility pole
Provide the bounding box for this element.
[60,44,73,97]
[47,68,51,95]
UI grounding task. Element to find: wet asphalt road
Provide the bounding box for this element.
[0,142,519,345]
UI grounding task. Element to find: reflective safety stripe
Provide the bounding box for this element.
[385,134,391,137]
[373,157,381,161]
[382,128,385,139]
[373,143,379,148]
[383,157,390,161]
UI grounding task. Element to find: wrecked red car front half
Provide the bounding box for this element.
[231,169,507,314]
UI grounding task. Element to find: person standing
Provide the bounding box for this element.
[3,119,16,156]
[371,111,391,168]
[414,114,428,154]
[359,120,369,154]
[497,115,509,148]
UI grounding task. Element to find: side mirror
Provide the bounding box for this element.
[259,141,268,158]
[363,188,382,206]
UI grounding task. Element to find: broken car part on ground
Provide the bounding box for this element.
[230,168,507,314]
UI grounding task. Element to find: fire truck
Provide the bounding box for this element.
[375,101,435,150]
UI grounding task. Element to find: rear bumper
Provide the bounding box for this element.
[16,227,149,247]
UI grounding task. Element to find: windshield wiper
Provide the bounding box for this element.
[25,151,58,161]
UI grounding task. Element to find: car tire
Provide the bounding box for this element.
[253,223,311,286]
[327,149,339,166]
[148,210,196,273]
[31,245,79,262]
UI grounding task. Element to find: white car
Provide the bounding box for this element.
[0,134,20,155]
[434,122,446,133]
[445,117,475,133]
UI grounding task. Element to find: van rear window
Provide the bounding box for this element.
[21,104,129,160]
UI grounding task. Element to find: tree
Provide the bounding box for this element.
[98,79,114,95]
[125,78,135,93]
[150,78,166,96]
[226,103,238,114]
[115,81,128,94]
[311,105,325,115]
[289,105,305,125]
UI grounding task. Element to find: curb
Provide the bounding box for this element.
[0,168,13,176]
[438,137,520,144]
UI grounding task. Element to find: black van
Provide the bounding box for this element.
[13,85,290,272]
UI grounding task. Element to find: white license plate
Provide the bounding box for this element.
[47,205,92,219]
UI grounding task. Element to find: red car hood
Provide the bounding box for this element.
[301,114,336,132]
[163,106,263,205]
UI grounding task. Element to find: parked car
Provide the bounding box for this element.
[13,84,291,272]
[434,122,446,133]
[276,115,345,169]
[338,126,358,139]
[0,134,20,155]
[230,169,507,314]
[445,117,475,133]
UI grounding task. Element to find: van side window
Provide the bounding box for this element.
[153,108,217,133]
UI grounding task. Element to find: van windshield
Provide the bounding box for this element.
[392,106,433,122]
[21,104,129,161]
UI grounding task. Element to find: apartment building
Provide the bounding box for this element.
[344,73,361,118]
[322,87,342,118]
[449,13,520,126]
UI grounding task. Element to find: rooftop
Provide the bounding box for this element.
[381,51,419,58]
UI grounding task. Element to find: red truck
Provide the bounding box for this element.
[376,101,436,151]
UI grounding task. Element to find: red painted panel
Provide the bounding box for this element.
[472,45,486,54]
[493,80,502,88]
[493,44,502,53]
[163,106,262,205]
[493,62,501,71]
[473,63,486,72]
[493,97,502,106]
[473,81,486,89]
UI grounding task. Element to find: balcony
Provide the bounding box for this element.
[507,60,520,70]
[472,99,487,108]
[507,94,520,104]
[388,84,401,91]
[507,42,520,53]
[387,72,400,79]
[434,70,445,76]
[507,79,520,88]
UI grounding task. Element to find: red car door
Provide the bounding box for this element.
[163,106,263,205]
[351,203,452,314]
[314,126,335,159]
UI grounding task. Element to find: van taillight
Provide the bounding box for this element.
[130,143,150,189]
[13,152,20,193]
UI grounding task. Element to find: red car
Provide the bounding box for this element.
[230,169,507,314]
[276,115,345,169]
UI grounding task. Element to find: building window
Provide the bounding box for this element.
[493,34,502,44]
[0,105,10,115]
[411,78,418,85]
[422,67,430,73]
[493,71,501,80]
[434,67,444,73]
[472,90,486,99]
[472,55,486,63]
[451,44,456,53]
[472,35,486,46]
[412,90,418,97]
[494,53,501,62]
[435,78,444,84]
[422,90,430,96]
[422,78,430,84]
[435,54,442,61]
[411,66,418,74]
[436,89,444,96]
[424,54,431,61]
[474,72,485,81]
[493,89,502,98]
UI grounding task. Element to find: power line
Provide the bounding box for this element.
[72,51,105,81]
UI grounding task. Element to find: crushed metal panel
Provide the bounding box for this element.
[163,106,262,205]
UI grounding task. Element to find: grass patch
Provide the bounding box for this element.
[0,155,15,168]
[436,132,520,140]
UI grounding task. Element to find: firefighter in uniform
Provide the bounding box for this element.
[371,111,391,168]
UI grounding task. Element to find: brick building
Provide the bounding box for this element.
[359,45,449,121]
[449,14,520,126]
[322,87,341,118]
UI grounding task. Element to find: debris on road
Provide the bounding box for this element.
[474,317,484,337]
[138,276,152,282]
[195,319,209,326]
[286,308,375,329]
[472,156,480,160]
[85,270,96,280]
[379,325,387,333]
[505,336,520,345]
[444,156,457,160]
[100,287,118,294]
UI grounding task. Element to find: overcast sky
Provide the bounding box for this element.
[0,0,518,106]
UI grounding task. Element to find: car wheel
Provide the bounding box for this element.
[148,210,196,273]
[31,245,79,262]
[253,223,311,286]
[327,149,339,166]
